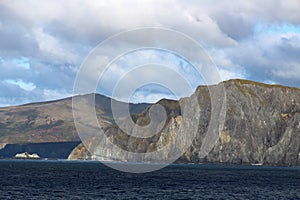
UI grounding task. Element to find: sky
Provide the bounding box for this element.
[0,0,300,106]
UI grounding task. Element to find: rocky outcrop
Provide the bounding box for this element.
[68,142,92,160]
[14,152,40,159]
[69,79,300,166]
[195,80,300,166]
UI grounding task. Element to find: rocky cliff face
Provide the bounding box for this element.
[193,80,300,166]
[69,79,300,166]
[0,79,299,165]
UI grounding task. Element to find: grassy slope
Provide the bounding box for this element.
[0,94,150,145]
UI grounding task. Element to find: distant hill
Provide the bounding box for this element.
[0,93,150,158]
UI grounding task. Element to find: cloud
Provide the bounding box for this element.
[223,26,300,86]
[0,0,300,105]
[0,79,72,107]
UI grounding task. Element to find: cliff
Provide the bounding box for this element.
[0,79,299,165]
[69,79,300,166]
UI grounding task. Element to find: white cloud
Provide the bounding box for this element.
[42,88,72,101]
[34,28,77,64]
[0,0,300,105]
[4,79,36,91]
[130,90,177,104]
[223,29,300,86]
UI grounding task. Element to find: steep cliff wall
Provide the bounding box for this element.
[69,80,300,166]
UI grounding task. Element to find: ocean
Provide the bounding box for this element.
[0,160,299,199]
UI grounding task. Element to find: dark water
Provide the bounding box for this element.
[0,160,299,199]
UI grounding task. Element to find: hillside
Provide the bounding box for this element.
[0,94,149,158]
